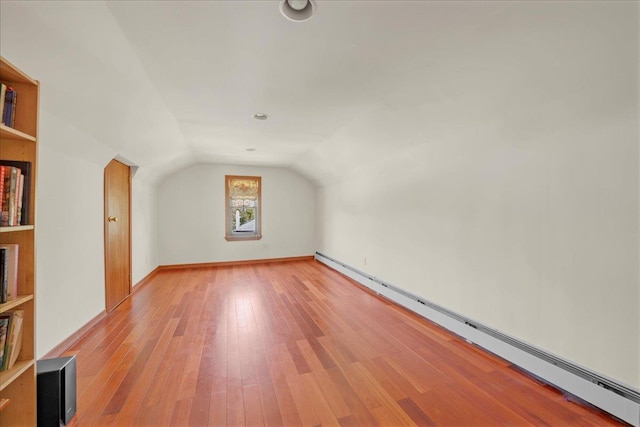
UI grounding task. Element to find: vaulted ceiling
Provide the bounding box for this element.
[1,1,633,186]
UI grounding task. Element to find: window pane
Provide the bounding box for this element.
[231,207,256,232]
[225,175,261,240]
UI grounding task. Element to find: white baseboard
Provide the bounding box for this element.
[315,252,640,427]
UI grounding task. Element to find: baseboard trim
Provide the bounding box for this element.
[41,311,107,359]
[132,267,160,294]
[158,255,315,270]
[42,267,161,359]
[315,251,640,427]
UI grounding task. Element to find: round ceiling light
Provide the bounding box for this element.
[280,0,316,22]
[252,113,268,120]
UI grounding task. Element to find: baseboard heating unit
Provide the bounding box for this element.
[314,252,640,427]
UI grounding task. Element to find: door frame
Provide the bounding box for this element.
[104,158,132,312]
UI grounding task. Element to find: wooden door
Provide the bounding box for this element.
[104,159,131,312]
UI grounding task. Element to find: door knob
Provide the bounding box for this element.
[108,216,118,223]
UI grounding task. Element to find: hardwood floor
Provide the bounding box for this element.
[60,260,626,426]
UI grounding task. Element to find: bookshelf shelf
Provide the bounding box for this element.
[0,125,35,143]
[0,295,34,314]
[0,360,34,392]
[0,56,38,426]
[0,225,34,233]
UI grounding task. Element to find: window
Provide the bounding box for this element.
[225,175,262,241]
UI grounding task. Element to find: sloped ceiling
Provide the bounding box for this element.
[0,1,634,185]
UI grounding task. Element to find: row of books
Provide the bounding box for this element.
[0,244,19,304]
[0,83,17,128]
[0,161,31,227]
[0,309,24,371]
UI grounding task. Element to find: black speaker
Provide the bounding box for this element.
[37,355,77,427]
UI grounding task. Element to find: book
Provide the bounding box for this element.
[0,166,18,226]
[4,310,23,370]
[0,315,9,369]
[1,166,9,225]
[8,167,17,226]
[0,166,10,226]
[16,173,24,225]
[1,90,7,126]
[0,83,5,125]
[10,88,16,128]
[0,166,4,219]
[1,311,15,370]
[0,161,32,225]
[0,248,6,303]
[0,244,18,301]
[2,87,16,128]
[2,87,11,127]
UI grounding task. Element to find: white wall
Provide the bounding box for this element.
[131,172,158,284]
[35,110,111,357]
[315,116,639,388]
[306,4,640,388]
[35,110,158,357]
[157,164,315,265]
[1,1,162,357]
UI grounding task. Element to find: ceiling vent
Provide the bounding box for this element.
[280,0,316,22]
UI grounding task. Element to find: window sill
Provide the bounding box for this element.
[225,235,263,242]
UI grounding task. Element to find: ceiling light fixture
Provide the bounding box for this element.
[280,0,316,22]
[252,113,268,120]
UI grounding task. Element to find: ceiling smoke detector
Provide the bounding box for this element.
[252,113,268,120]
[280,0,316,22]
